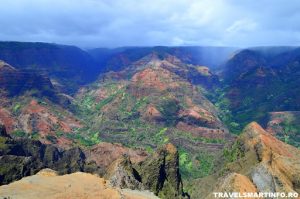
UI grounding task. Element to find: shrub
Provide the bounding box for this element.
[12,130,26,137]
[223,140,244,162]
[158,99,180,126]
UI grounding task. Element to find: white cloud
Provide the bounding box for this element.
[0,0,299,47]
[226,19,257,33]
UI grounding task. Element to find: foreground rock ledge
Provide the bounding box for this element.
[0,169,159,199]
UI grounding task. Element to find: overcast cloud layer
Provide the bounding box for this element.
[0,0,300,48]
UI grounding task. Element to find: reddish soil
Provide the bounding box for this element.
[0,108,16,132]
[85,142,148,168]
[176,122,226,139]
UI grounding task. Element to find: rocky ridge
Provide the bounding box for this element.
[0,124,186,198]
[201,122,300,198]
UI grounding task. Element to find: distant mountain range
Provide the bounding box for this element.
[0,42,99,93]
[0,42,237,92]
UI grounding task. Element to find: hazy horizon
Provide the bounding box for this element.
[2,40,300,51]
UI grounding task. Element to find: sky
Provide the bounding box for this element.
[0,0,300,48]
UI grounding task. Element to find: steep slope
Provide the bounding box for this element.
[266,111,300,148]
[0,60,57,100]
[104,143,187,199]
[0,96,83,148]
[0,61,85,148]
[85,142,148,168]
[77,53,227,142]
[224,122,300,194]
[217,48,300,134]
[76,53,232,180]
[0,123,147,185]
[0,124,90,185]
[0,41,100,93]
[188,122,300,198]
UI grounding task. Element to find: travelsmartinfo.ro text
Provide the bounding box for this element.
[213,192,299,198]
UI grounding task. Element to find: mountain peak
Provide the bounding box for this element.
[242,121,299,159]
[208,122,300,197]
[130,52,183,68]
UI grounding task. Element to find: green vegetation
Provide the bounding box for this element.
[0,136,8,150]
[174,130,225,144]
[179,148,215,179]
[223,140,244,162]
[12,103,22,114]
[154,127,169,144]
[206,87,247,134]
[55,131,64,137]
[157,98,180,126]
[95,95,115,110]
[46,135,57,144]
[38,100,48,106]
[30,132,39,140]
[277,120,300,148]
[145,146,154,153]
[66,131,101,147]
[11,130,26,137]
[179,151,193,176]
[71,79,230,182]
[81,95,94,109]
[2,45,300,199]
[74,82,167,148]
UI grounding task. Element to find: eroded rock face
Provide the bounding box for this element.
[251,164,275,193]
[104,144,187,199]
[0,126,97,185]
[0,123,10,138]
[0,99,82,149]
[0,124,187,198]
[103,143,187,199]
[210,122,300,197]
[85,142,148,169]
[137,143,186,199]
[104,155,144,190]
[142,105,163,122]
[0,108,16,133]
[0,126,148,185]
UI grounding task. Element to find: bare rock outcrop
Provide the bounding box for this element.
[103,143,188,199]
[207,122,300,198]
